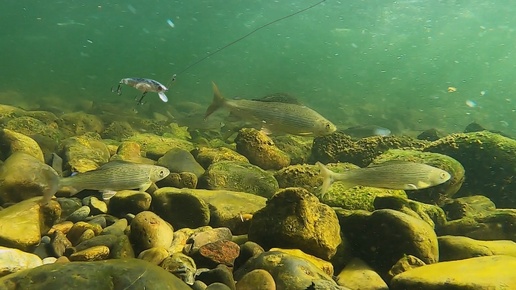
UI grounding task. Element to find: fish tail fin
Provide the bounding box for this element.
[316,162,335,197]
[204,82,226,120]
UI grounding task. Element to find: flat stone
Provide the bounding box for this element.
[69,245,110,261]
[195,240,240,268]
[0,246,42,277]
[438,235,516,261]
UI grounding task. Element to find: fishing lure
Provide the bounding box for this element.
[112,77,168,105]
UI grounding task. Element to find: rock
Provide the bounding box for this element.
[390,255,516,290]
[373,149,465,204]
[425,131,516,207]
[0,152,59,204]
[0,258,191,289]
[158,148,205,177]
[85,196,108,215]
[129,211,174,254]
[234,251,344,290]
[311,132,427,167]
[124,133,194,160]
[197,265,236,290]
[49,230,72,257]
[270,248,333,276]
[87,215,107,228]
[234,242,264,270]
[56,198,82,221]
[440,195,495,221]
[192,281,208,290]
[59,133,110,173]
[169,228,194,254]
[66,205,91,223]
[387,255,426,281]
[206,283,232,290]
[69,245,110,261]
[152,189,211,229]
[274,164,322,192]
[59,112,104,136]
[336,258,388,290]
[66,221,102,246]
[138,246,170,265]
[417,128,445,141]
[0,246,42,277]
[157,172,198,189]
[101,218,128,236]
[193,240,240,268]
[0,129,44,162]
[6,116,60,142]
[184,227,233,255]
[161,252,197,285]
[339,209,438,277]
[153,188,266,235]
[109,141,153,163]
[236,269,276,290]
[0,197,61,251]
[248,187,341,260]
[42,257,57,264]
[438,235,516,261]
[192,146,249,169]
[235,128,291,170]
[75,234,134,259]
[101,121,137,140]
[108,190,152,216]
[272,135,312,165]
[200,161,279,198]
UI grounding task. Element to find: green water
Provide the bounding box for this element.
[2,0,515,136]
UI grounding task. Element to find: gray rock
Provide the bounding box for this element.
[248,187,341,260]
[158,148,205,177]
[200,161,279,198]
[66,205,91,223]
[129,211,174,254]
[0,258,191,289]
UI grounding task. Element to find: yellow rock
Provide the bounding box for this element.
[69,245,110,261]
[270,248,334,276]
[0,129,44,162]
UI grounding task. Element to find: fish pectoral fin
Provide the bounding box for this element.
[139,181,153,192]
[405,183,419,190]
[102,190,118,201]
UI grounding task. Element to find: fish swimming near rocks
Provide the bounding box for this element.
[204,82,337,136]
[316,161,451,197]
[57,160,170,200]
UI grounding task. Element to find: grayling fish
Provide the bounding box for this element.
[205,82,337,136]
[316,161,451,197]
[58,160,170,199]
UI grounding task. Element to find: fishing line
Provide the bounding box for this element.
[167,0,326,87]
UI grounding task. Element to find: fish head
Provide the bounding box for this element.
[157,84,168,92]
[314,120,337,136]
[149,165,171,182]
[428,168,452,186]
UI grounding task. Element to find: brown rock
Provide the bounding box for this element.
[195,240,240,268]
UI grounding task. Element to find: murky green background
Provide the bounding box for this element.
[1,0,515,136]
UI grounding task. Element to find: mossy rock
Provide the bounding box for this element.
[199,161,279,198]
[0,129,44,162]
[274,164,321,192]
[6,116,60,141]
[192,146,248,169]
[272,135,313,165]
[59,133,111,172]
[425,131,516,207]
[59,112,104,137]
[101,121,136,140]
[124,133,194,160]
[235,128,290,170]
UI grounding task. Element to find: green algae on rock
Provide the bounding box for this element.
[248,187,341,260]
[0,128,45,162]
[59,111,104,137]
[272,135,313,165]
[192,146,249,169]
[425,131,516,208]
[59,133,111,173]
[235,128,290,170]
[200,161,279,198]
[124,133,194,160]
[0,258,191,290]
[438,235,516,261]
[158,148,205,177]
[101,121,136,140]
[6,116,60,141]
[274,164,321,192]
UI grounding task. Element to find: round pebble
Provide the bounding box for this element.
[67,206,91,223]
[236,269,275,290]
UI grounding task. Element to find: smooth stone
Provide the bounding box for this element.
[87,196,108,215]
[194,240,240,268]
[100,218,128,236]
[75,234,134,259]
[234,242,264,270]
[438,235,516,261]
[137,246,170,265]
[270,248,334,276]
[161,252,197,285]
[42,257,57,265]
[66,221,102,246]
[158,148,205,177]
[236,269,275,290]
[336,258,388,290]
[0,129,44,162]
[87,216,107,228]
[0,197,61,251]
[56,198,82,221]
[157,172,198,189]
[152,189,210,229]
[192,280,208,290]
[192,147,249,169]
[66,205,91,223]
[206,283,232,290]
[129,211,174,254]
[169,228,194,254]
[197,265,236,290]
[107,190,152,217]
[248,187,341,260]
[388,255,426,280]
[184,227,233,255]
[235,128,291,170]
[0,246,42,277]
[390,255,516,290]
[48,221,74,236]
[69,245,110,261]
[0,258,191,289]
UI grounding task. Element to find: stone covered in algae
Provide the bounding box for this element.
[274,164,321,192]
[59,111,104,137]
[6,116,60,141]
[373,149,465,204]
[235,128,290,170]
[192,146,249,169]
[124,133,194,160]
[438,235,516,261]
[272,135,313,165]
[0,129,44,162]
[109,141,154,164]
[311,132,428,167]
[248,187,341,260]
[101,121,136,140]
[59,133,111,173]
[200,161,279,198]
[425,131,516,207]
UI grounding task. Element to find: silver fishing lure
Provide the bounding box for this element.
[112,77,168,105]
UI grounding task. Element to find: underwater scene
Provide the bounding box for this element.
[1,0,516,289]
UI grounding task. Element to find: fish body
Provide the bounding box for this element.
[59,160,170,196]
[205,82,336,136]
[118,78,169,102]
[316,161,451,196]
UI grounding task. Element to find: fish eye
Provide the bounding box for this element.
[159,170,167,178]
[440,172,448,179]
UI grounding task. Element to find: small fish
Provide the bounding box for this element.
[316,161,451,197]
[340,125,391,138]
[58,160,170,199]
[205,82,336,136]
[112,78,168,105]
